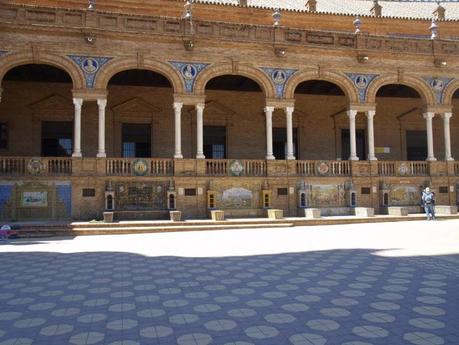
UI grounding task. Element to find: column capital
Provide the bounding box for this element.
[174,93,205,106]
[97,98,107,107]
[366,109,376,118]
[264,106,275,113]
[423,112,435,120]
[196,103,205,111]
[265,98,295,109]
[173,102,183,110]
[285,106,294,114]
[73,98,83,106]
[346,109,357,119]
[441,112,452,120]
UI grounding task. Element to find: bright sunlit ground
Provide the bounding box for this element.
[1,220,458,345]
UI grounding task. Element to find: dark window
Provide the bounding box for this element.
[277,188,288,196]
[204,126,226,159]
[351,192,356,207]
[273,128,298,160]
[41,121,73,157]
[361,187,371,195]
[184,188,196,196]
[0,123,8,149]
[406,131,427,161]
[383,192,389,206]
[122,123,151,158]
[341,129,366,160]
[439,186,448,194]
[82,189,96,197]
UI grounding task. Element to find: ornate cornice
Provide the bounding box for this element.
[1,4,459,57]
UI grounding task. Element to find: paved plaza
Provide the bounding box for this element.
[0,220,459,345]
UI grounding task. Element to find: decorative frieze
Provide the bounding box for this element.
[68,55,112,88]
[169,62,209,93]
[346,73,378,103]
[261,67,297,98]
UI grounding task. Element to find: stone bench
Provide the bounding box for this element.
[267,209,284,219]
[304,208,321,218]
[169,210,181,222]
[354,207,374,217]
[435,205,458,215]
[210,210,225,221]
[103,211,114,223]
[388,206,409,216]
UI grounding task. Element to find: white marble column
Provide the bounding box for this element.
[174,102,183,159]
[265,106,275,160]
[196,103,205,159]
[285,106,295,160]
[366,110,377,161]
[96,99,107,158]
[442,112,454,161]
[72,98,83,157]
[347,109,359,161]
[423,112,436,161]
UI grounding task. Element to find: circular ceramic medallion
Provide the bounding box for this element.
[27,158,45,175]
[82,58,99,74]
[229,160,244,176]
[316,161,330,176]
[272,70,287,85]
[132,159,148,176]
[181,64,197,80]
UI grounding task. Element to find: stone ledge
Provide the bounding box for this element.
[354,207,374,217]
[435,205,458,215]
[304,208,321,218]
[267,209,284,219]
[388,207,409,216]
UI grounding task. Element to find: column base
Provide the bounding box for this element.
[426,157,437,161]
[72,152,82,158]
[287,156,296,160]
[349,156,359,161]
[446,157,455,161]
[196,154,205,159]
[368,156,378,161]
[266,155,275,160]
[174,154,183,159]
[96,153,106,158]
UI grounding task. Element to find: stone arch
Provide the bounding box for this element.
[95,57,184,93]
[366,75,436,105]
[284,70,359,103]
[442,79,459,106]
[0,51,85,89]
[194,63,275,98]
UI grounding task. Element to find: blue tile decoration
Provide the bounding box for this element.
[346,73,379,103]
[169,61,209,93]
[0,184,13,213]
[67,55,112,88]
[261,67,297,98]
[423,77,454,104]
[0,248,458,344]
[56,183,71,216]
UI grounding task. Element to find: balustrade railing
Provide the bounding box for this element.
[106,158,174,176]
[378,161,429,176]
[296,160,350,176]
[454,162,459,176]
[0,157,72,175]
[205,159,266,176]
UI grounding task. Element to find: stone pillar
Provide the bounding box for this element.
[285,106,295,160]
[347,109,359,161]
[442,112,454,161]
[366,110,377,161]
[196,103,205,159]
[265,106,275,160]
[72,98,83,157]
[174,102,183,159]
[96,99,107,158]
[423,112,436,161]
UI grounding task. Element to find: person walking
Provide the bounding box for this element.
[422,187,436,220]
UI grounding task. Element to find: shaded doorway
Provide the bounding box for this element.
[204,126,226,159]
[406,130,427,161]
[122,123,151,158]
[41,121,73,157]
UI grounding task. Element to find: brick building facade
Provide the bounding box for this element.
[0,0,458,220]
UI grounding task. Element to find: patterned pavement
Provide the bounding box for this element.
[0,221,458,345]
